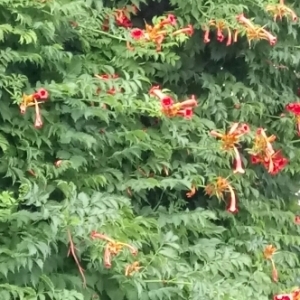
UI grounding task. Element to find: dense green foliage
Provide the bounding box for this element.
[1,0,300,299]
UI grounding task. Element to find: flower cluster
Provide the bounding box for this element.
[266,0,298,22]
[236,13,277,46]
[19,88,49,129]
[205,177,237,213]
[95,73,121,96]
[250,128,288,175]
[129,14,193,51]
[208,124,288,213]
[102,5,138,30]
[285,102,300,136]
[274,289,300,300]
[211,124,288,176]
[149,86,197,119]
[203,13,277,46]
[263,245,278,282]
[91,231,138,273]
[203,19,237,46]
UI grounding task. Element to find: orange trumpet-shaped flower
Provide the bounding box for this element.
[266,0,298,22]
[205,177,238,213]
[186,185,196,198]
[210,123,250,174]
[34,100,43,129]
[172,24,194,36]
[236,13,277,46]
[263,245,278,282]
[91,231,138,268]
[125,261,141,276]
[263,244,276,260]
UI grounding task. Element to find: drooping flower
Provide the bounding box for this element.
[34,100,43,129]
[203,28,210,43]
[266,0,298,22]
[205,177,238,213]
[206,19,233,45]
[210,123,250,174]
[186,185,196,198]
[236,13,277,46]
[263,245,278,282]
[91,231,138,268]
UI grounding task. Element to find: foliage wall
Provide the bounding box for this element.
[1,0,300,299]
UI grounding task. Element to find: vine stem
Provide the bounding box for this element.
[79,25,128,41]
[143,279,192,285]
[67,229,86,288]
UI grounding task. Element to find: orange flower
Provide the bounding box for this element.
[203,28,210,43]
[125,261,141,276]
[91,231,138,268]
[263,245,278,282]
[264,244,276,260]
[205,177,238,213]
[186,185,196,198]
[173,25,194,36]
[236,14,277,46]
[210,123,250,174]
[266,0,298,22]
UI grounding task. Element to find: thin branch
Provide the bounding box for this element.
[67,229,87,288]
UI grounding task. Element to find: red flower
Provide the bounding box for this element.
[161,97,174,108]
[273,294,292,300]
[131,28,144,40]
[295,215,300,224]
[160,14,177,27]
[250,155,261,164]
[177,108,193,119]
[34,88,49,100]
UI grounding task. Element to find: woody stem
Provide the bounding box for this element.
[67,229,86,287]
